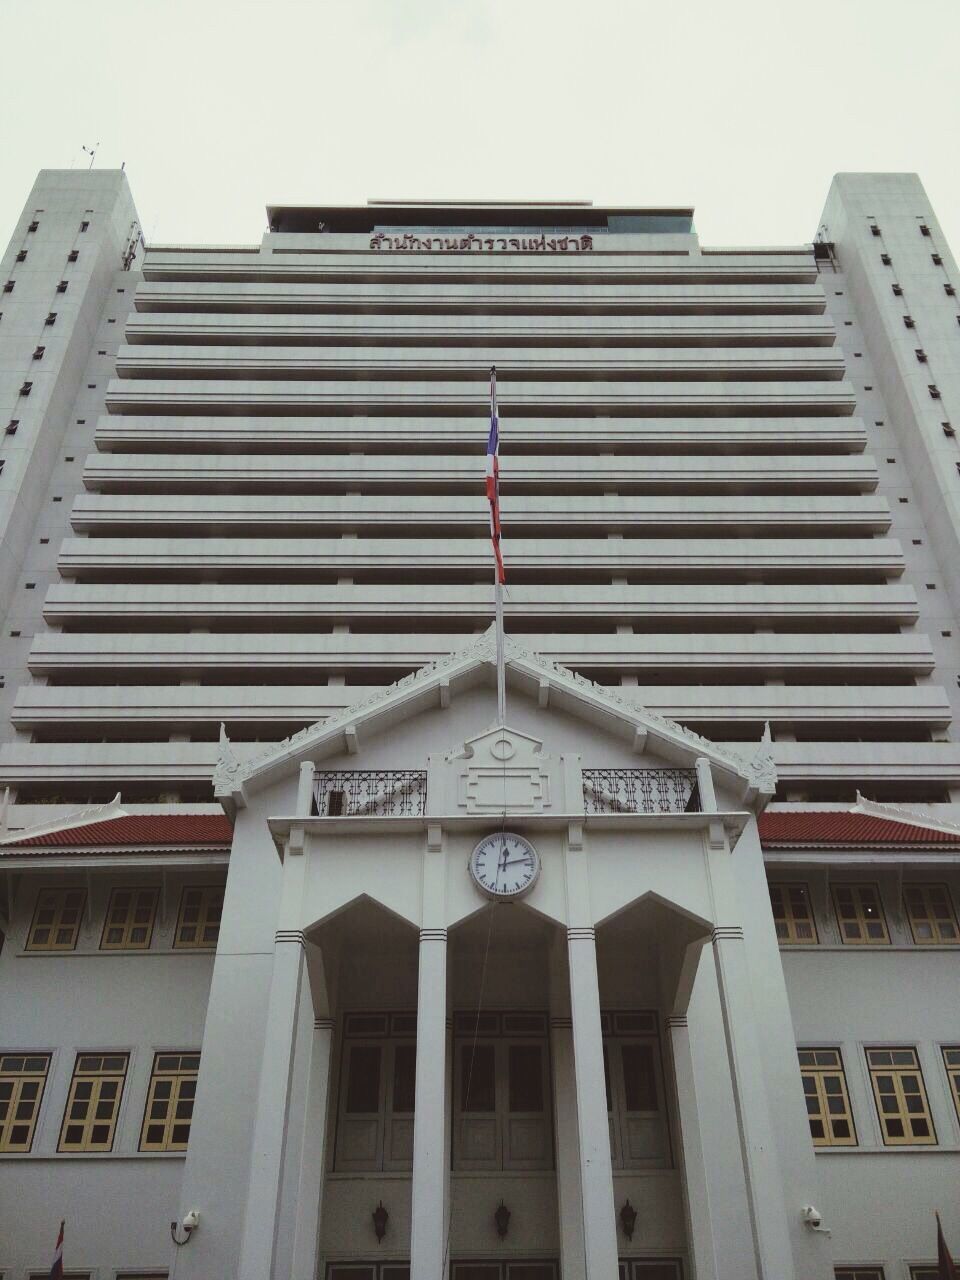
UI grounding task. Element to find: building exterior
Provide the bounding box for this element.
[1,170,960,1279]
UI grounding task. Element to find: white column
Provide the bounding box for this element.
[666,1014,718,1280]
[696,758,795,1279]
[550,1012,587,1280]
[410,924,448,1278]
[290,1013,334,1280]
[237,927,307,1280]
[568,924,619,1278]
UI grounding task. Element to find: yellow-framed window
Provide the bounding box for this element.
[174,886,223,950]
[140,1051,200,1151]
[100,886,159,950]
[865,1048,936,1145]
[58,1052,128,1151]
[0,1052,51,1151]
[769,882,818,944]
[26,887,86,951]
[909,1268,940,1280]
[834,1270,885,1280]
[832,883,889,944]
[798,1048,856,1146]
[942,1047,960,1121]
[903,883,960,945]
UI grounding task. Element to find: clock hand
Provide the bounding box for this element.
[500,856,533,867]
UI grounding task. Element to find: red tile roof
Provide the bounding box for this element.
[758,811,960,847]
[3,810,958,853]
[7,813,233,849]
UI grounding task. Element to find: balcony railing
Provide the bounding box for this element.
[313,770,428,818]
[582,768,700,815]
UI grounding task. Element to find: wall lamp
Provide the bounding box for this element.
[372,1201,389,1242]
[619,1199,638,1241]
[494,1200,511,1239]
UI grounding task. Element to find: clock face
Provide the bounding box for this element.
[469,832,540,900]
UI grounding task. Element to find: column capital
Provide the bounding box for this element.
[711,925,745,943]
[274,929,306,948]
[419,927,448,943]
[567,926,596,942]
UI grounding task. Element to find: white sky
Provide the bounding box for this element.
[2,0,959,252]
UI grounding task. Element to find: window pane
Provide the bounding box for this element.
[461,1043,495,1112]
[508,1044,544,1112]
[392,1044,416,1114]
[622,1043,658,1112]
[345,1046,381,1113]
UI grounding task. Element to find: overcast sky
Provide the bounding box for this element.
[2,0,959,251]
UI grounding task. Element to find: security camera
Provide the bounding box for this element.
[171,1209,200,1246]
[800,1205,830,1234]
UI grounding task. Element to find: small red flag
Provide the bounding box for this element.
[938,1213,958,1280]
[49,1220,64,1280]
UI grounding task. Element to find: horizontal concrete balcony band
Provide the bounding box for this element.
[80,451,880,494]
[123,311,839,348]
[55,535,906,578]
[25,631,935,673]
[133,281,827,316]
[12,683,951,729]
[93,415,870,455]
[104,378,858,417]
[39,582,922,627]
[67,493,892,535]
[113,343,848,382]
[3,741,959,788]
[139,254,821,287]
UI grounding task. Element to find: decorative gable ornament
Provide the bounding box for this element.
[455,727,551,814]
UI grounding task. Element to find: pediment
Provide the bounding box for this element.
[215,626,775,814]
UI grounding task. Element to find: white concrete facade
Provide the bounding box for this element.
[1,174,960,1279]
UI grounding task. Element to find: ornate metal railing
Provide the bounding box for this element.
[582,768,700,815]
[313,770,427,818]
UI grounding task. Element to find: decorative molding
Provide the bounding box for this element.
[419,928,448,943]
[664,1015,688,1030]
[711,926,745,943]
[549,1016,573,1030]
[216,625,773,800]
[567,926,596,942]
[852,791,960,838]
[0,792,127,847]
[314,1016,334,1031]
[275,929,306,948]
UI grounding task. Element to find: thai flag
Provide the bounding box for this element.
[487,366,505,584]
[49,1221,64,1280]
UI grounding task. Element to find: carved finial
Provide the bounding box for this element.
[761,721,773,746]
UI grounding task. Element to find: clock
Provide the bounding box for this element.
[469,832,541,900]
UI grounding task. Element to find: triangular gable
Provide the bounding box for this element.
[215,627,776,812]
[0,793,127,847]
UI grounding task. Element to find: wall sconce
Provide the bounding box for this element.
[372,1201,389,1242]
[494,1200,511,1239]
[619,1199,638,1241]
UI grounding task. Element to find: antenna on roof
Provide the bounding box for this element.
[81,142,100,170]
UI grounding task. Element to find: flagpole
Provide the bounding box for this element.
[488,365,507,726]
[495,573,506,726]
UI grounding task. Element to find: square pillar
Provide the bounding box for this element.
[666,1013,718,1280]
[410,925,448,1277]
[550,941,586,1280]
[237,928,307,1280]
[290,1011,334,1280]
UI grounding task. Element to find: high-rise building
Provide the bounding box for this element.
[1,169,959,1279]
